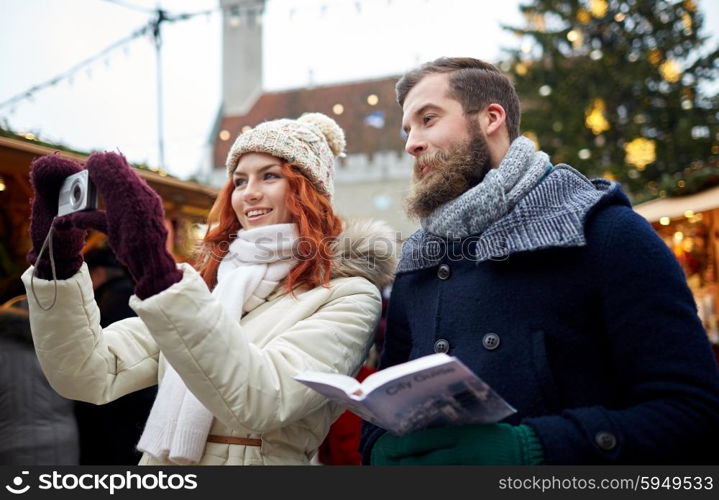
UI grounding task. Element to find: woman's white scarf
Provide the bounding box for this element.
[136,223,298,464]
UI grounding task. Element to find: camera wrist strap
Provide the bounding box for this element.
[30,220,59,311]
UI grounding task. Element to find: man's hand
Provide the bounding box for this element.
[370,423,544,465]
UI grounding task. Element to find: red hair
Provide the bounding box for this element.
[193,163,343,294]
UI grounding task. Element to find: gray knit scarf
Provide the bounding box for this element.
[421,136,549,239]
[398,138,619,274]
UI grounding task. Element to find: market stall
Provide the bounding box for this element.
[0,135,218,303]
[635,186,719,344]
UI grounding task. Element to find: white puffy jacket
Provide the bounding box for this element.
[22,219,396,465]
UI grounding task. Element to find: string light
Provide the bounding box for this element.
[0,4,224,112]
[585,98,610,135]
[525,11,546,31]
[602,172,616,181]
[566,29,583,49]
[682,12,693,33]
[0,22,154,111]
[624,137,656,171]
[576,8,591,25]
[648,49,662,66]
[659,59,681,83]
[589,0,608,17]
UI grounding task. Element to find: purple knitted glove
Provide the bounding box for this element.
[83,152,182,300]
[27,155,90,279]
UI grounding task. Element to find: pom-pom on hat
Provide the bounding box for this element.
[225,112,346,200]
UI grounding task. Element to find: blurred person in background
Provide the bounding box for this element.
[0,295,79,465]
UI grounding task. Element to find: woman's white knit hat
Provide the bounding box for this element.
[225,112,346,200]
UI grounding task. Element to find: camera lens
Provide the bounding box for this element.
[71,181,83,208]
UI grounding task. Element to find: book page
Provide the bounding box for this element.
[294,354,516,435]
[292,372,361,397]
[291,372,379,422]
[359,353,456,394]
[360,355,516,435]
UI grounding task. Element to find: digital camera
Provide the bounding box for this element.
[57,170,98,217]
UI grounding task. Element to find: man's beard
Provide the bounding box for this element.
[404,124,492,220]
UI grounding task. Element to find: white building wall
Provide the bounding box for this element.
[333,151,416,239]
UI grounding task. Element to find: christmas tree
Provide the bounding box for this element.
[502,0,719,201]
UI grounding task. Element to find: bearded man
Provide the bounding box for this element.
[360,57,719,464]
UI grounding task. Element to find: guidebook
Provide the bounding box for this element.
[294,353,516,435]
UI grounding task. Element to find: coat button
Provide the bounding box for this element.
[595,431,617,451]
[482,333,500,350]
[433,339,450,353]
[437,264,451,280]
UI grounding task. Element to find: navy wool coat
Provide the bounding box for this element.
[361,171,719,464]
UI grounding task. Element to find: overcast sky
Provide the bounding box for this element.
[1,0,717,180]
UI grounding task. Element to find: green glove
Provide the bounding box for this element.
[370,423,544,465]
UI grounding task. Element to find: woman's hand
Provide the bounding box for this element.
[27,155,93,279]
[83,152,182,299]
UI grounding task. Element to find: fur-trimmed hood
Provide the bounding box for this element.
[330,218,398,290]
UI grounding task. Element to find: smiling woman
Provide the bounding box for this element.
[22,112,398,466]
[196,113,361,295]
[231,155,293,228]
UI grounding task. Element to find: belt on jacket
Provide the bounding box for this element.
[206,435,262,447]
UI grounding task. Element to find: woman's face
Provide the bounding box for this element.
[231,152,293,229]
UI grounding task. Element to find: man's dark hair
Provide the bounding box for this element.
[396,57,521,141]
